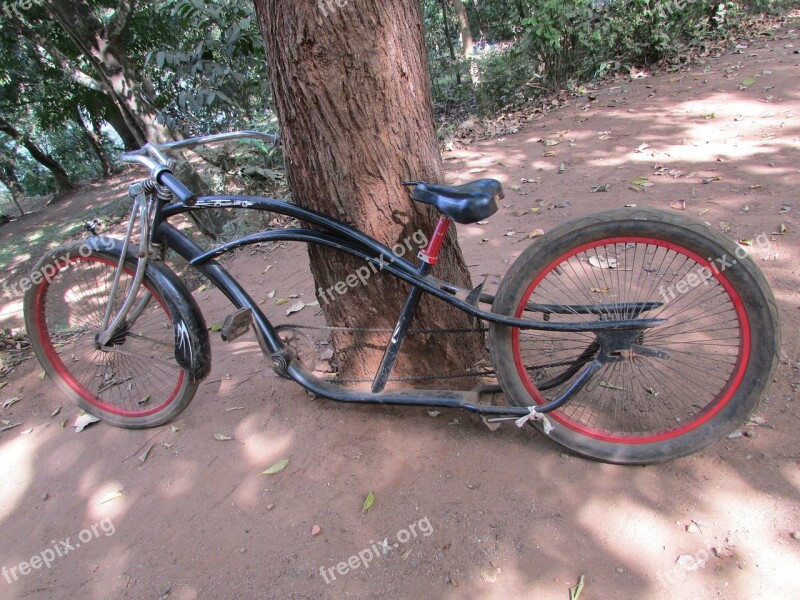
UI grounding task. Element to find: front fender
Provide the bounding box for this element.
[86,237,212,383]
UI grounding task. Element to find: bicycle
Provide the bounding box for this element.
[23,131,781,464]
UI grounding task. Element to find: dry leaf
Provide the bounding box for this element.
[138,443,154,464]
[591,287,610,293]
[528,229,545,239]
[0,382,6,390]
[214,433,233,441]
[275,298,289,305]
[260,458,290,476]
[2,397,20,409]
[698,208,710,216]
[74,413,100,432]
[286,301,306,316]
[98,489,123,505]
[50,406,61,417]
[588,256,618,269]
[21,428,33,435]
[267,290,276,299]
[171,425,179,433]
[504,231,515,237]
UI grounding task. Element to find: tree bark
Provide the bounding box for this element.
[0,117,75,194]
[254,0,484,383]
[452,0,474,58]
[74,105,114,177]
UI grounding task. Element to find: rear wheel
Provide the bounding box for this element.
[24,242,198,428]
[489,209,780,464]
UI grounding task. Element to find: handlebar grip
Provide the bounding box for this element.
[157,171,197,205]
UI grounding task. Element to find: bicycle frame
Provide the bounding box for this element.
[109,131,665,421]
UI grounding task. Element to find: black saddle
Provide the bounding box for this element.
[404,179,503,224]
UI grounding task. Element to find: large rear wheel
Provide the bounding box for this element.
[489,209,780,464]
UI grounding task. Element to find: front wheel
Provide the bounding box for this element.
[24,241,199,428]
[489,208,780,464]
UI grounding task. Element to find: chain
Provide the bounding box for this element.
[279,324,488,335]
[275,323,493,383]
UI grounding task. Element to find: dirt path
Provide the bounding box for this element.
[1,16,799,600]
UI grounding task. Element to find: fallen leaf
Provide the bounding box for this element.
[632,177,650,186]
[260,458,290,476]
[542,151,556,157]
[589,255,618,269]
[542,138,562,146]
[427,410,441,417]
[74,413,100,432]
[528,229,545,239]
[267,290,276,299]
[21,428,33,435]
[0,382,6,390]
[50,406,61,417]
[138,443,154,464]
[0,422,21,432]
[214,433,233,441]
[59,419,67,429]
[469,168,487,174]
[591,184,610,193]
[570,574,586,600]
[698,208,710,216]
[171,425,179,433]
[362,491,375,512]
[263,265,273,273]
[39,370,46,380]
[780,223,787,234]
[558,162,566,173]
[286,301,306,316]
[590,287,610,293]
[306,300,319,307]
[599,380,624,391]
[504,231,515,237]
[742,76,757,86]
[225,406,245,412]
[2,397,20,409]
[138,395,151,405]
[739,239,753,246]
[98,489,123,505]
[275,298,289,306]
[209,323,223,332]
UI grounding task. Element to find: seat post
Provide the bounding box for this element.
[418,216,452,265]
[370,216,451,393]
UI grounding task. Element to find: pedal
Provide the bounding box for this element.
[221,309,252,342]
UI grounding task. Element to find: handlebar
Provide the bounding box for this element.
[119,130,280,203]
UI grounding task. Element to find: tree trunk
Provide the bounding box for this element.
[0,117,75,195]
[452,0,474,58]
[440,0,462,85]
[254,0,484,383]
[48,0,171,146]
[0,159,26,216]
[74,105,114,177]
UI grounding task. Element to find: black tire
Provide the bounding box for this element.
[24,241,199,428]
[489,208,780,464]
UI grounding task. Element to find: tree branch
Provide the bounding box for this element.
[8,14,107,93]
[108,0,137,41]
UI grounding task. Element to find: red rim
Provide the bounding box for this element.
[33,255,185,418]
[511,236,750,444]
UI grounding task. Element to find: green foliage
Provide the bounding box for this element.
[146,0,273,135]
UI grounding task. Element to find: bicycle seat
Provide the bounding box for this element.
[405,179,503,224]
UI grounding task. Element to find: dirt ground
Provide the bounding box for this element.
[1,16,799,600]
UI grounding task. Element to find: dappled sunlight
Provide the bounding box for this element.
[0,435,37,523]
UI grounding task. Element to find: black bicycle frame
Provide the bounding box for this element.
[151,194,663,418]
